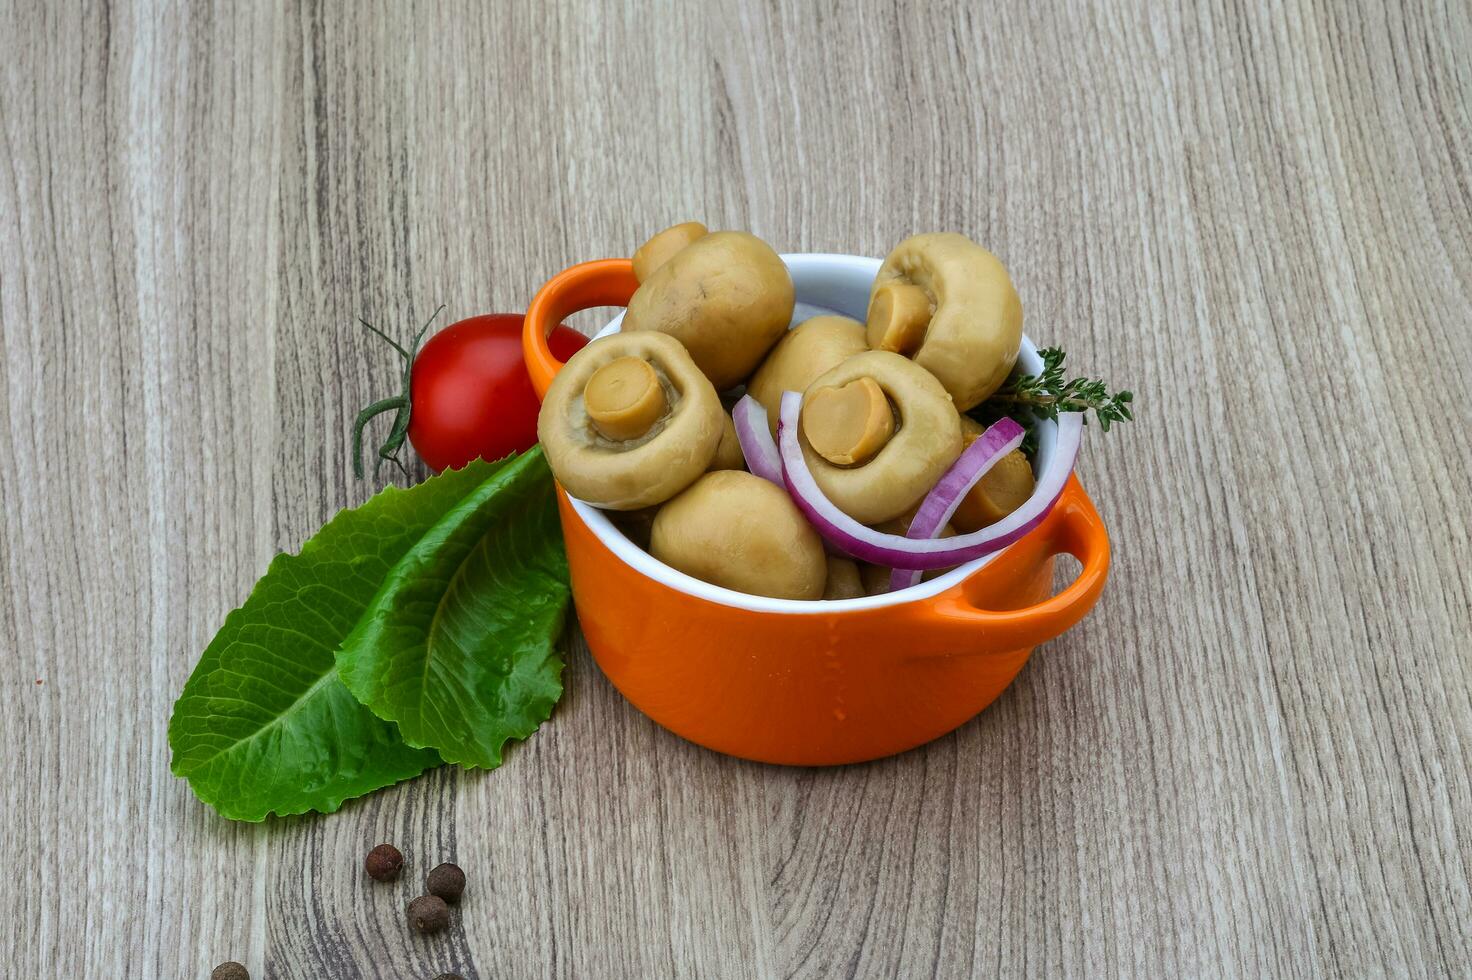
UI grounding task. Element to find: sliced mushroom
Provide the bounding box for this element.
[746,315,868,436]
[953,417,1036,532]
[868,233,1023,410]
[632,221,708,283]
[537,332,723,510]
[623,231,795,390]
[798,351,963,524]
[650,470,826,600]
[822,556,865,600]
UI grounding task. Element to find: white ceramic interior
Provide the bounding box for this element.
[567,253,1057,614]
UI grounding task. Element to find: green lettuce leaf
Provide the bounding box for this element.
[337,448,570,768]
[169,459,508,821]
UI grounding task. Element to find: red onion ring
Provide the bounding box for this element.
[732,395,783,485]
[778,391,1082,571]
[888,417,1025,591]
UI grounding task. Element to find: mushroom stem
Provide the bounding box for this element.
[867,281,933,355]
[801,377,895,466]
[584,356,668,441]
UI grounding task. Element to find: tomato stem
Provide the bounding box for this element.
[352,305,445,480]
[357,318,411,360]
[352,396,407,478]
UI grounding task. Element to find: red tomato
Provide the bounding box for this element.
[407,314,587,472]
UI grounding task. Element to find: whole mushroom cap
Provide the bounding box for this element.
[868,233,1023,410]
[623,231,795,390]
[746,315,868,436]
[537,332,723,510]
[798,351,963,525]
[650,470,827,600]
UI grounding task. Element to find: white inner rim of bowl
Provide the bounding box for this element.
[565,253,1057,615]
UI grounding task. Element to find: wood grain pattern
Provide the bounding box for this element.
[2,0,1469,976]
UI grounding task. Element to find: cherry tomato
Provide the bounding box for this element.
[406,314,587,472]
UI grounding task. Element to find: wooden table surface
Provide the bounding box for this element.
[4,1,1470,977]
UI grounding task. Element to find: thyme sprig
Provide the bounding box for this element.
[989,347,1134,429]
[968,346,1133,456]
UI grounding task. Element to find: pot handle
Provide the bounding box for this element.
[926,475,1110,651]
[523,258,640,401]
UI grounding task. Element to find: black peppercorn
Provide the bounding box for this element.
[408,894,451,934]
[425,863,466,903]
[365,843,404,882]
[211,963,250,980]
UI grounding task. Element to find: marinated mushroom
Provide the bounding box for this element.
[823,556,865,600]
[746,315,868,436]
[803,377,894,466]
[708,412,746,471]
[952,417,1036,532]
[650,470,826,600]
[537,331,724,510]
[867,233,1023,410]
[798,351,963,525]
[623,231,795,390]
[583,356,666,441]
[632,221,708,283]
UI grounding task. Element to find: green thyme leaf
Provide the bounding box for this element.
[968,346,1135,455]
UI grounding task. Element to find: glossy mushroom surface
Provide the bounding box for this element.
[867,233,1023,410]
[650,470,826,600]
[797,351,963,524]
[537,332,723,510]
[582,356,667,441]
[623,231,795,390]
[801,376,895,467]
[746,314,868,435]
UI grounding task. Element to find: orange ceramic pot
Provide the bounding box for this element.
[524,254,1110,765]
